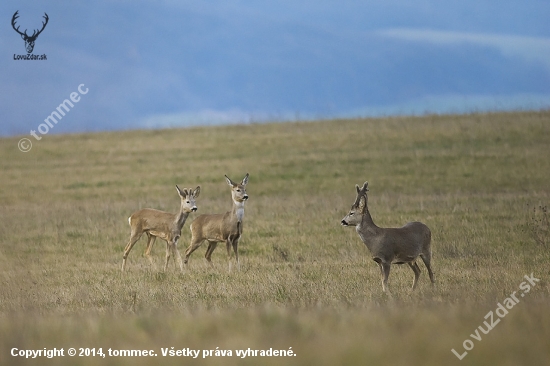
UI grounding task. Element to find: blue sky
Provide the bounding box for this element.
[1,0,549,136]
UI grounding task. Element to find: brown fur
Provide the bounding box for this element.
[341,182,434,292]
[184,174,249,271]
[122,186,200,272]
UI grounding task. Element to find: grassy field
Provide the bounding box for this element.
[1,111,549,365]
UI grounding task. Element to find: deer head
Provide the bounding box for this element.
[225,173,249,203]
[341,181,369,226]
[12,11,49,54]
[175,185,200,213]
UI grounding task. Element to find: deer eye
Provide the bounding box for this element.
[186,201,190,204]
[349,212,354,216]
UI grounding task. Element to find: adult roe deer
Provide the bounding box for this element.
[184,173,249,271]
[341,182,434,293]
[122,185,200,272]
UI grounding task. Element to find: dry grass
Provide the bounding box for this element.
[1,111,549,365]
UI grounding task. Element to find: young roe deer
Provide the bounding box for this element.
[184,173,249,271]
[341,182,434,292]
[122,185,200,272]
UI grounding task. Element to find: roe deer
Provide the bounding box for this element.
[184,173,249,271]
[122,185,200,272]
[341,182,434,292]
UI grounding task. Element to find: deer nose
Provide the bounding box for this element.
[192,207,197,212]
[341,219,348,226]
[243,195,249,200]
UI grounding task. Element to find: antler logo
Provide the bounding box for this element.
[11,10,49,54]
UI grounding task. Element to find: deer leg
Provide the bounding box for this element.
[163,240,172,272]
[232,238,240,270]
[205,240,218,267]
[171,239,178,270]
[144,234,157,268]
[380,262,391,293]
[184,239,204,266]
[172,239,185,272]
[226,238,234,272]
[376,261,383,284]
[173,247,179,270]
[413,261,422,289]
[173,243,183,272]
[420,252,435,285]
[408,261,421,290]
[122,232,143,272]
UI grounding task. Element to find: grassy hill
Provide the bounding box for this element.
[1,111,549,365]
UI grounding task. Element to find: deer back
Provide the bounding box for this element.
[130,209,179,238]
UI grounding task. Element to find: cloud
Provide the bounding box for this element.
[378,28,550,70]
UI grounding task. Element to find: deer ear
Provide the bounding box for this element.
[241,173,249,185]
[225,175,235,186]
[175,185,186,197]
[356,184,361,194]
[193,186,201,198]
[363,181,369,192]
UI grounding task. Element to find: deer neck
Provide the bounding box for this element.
[357,209,378,234]
[175,205,190,229]
[355,210,379,252]
[231,199,245,223]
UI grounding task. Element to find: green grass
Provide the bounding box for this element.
[1,111,549,365]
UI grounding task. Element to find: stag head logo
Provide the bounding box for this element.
[11,11,49,54]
